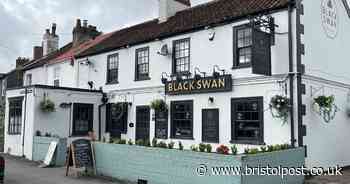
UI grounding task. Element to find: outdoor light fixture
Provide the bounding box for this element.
[194,67,206,80]
[161,72,170,84]
[209,97,214,103]
[213,65,226,78]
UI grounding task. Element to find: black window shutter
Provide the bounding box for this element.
[232,26,238,67]
[252,29,271,76]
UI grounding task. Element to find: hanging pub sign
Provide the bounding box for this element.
[165,75,232,95]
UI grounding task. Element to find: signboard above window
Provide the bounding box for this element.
[165,75,232,95]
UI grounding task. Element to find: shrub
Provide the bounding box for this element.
[178,141,184,150]
[231,145,238,155]
[190,145,198,152]
[168,142,175,149]
[206,144,212,153]
[198,143,207,152]
[128,139,134,145]
[152,138,158,147]
[157,141,168,148]
[260,146,267,152]
[216,145,230,155]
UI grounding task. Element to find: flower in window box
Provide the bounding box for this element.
[216,145,230,155]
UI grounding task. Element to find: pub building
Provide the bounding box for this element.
[4,0,350,169]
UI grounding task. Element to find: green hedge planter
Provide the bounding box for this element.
[32,136,67,166]
[93,143,305,184]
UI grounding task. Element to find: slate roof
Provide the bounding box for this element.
[76,0,289,58]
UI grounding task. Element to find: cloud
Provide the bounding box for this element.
[0,0,211,73]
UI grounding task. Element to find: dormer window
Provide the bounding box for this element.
[173,38,190,74]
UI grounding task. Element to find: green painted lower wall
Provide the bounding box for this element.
[32,136,67,166]
[93,143,305,184]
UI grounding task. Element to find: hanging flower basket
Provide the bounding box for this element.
[313,95,338,123]
[269,95,290,124]
[40,95,55,113]
[150,99,168,112]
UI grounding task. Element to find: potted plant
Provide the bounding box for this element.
[40,94,55,113]
[313,95,338,123]
[269,95,290,124]
[216,145,230,155]
[150,99,168,113]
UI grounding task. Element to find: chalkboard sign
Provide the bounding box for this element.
[66,139,95,176]
[155,111,168,139]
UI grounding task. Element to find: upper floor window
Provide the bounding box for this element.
[107,53,119,84]
[234,26,252,68]
[135,47,150,81]
[173,38,190,74]
[25,74,32,86]
[53,67,60,87]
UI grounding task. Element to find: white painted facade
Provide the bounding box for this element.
[5,0,350,169]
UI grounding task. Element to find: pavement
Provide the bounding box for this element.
[3,154,120,184]
[305,170,350,184]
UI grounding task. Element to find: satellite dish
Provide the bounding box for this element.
[157,44,169,56]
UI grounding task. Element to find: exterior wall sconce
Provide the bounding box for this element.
[194,67,206,80]
[209,97,214,103]
[213,65,226,78]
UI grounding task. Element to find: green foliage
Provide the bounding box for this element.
[152,138,158,147]
[260,146,267,153]
[40,98,55,113]
[244,144,292,155]
[206,144,212,153]
[157,141,168,148]
[190,145,198,152]
[270,95,290,124]
[314,95,335,109]
[113,139,127,144]
[167,142,175,149]
[150,99,168,112]
[198,143,207,152]
[128,139,134,145]
[231,145,238,155]
[178,141,184,150]
[216,145,230,155]
[136,139,145,146]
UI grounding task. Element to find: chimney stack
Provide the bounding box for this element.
[33,46,43,60]
[158,0,191,23]
[73,19,102,46]
[16,57,30,68]
[42,23,59,56]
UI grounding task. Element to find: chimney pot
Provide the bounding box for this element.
[83,20,88,27]
[76,19,81,28]
[33,46,43,60]
[52,23,57,35]
[45,29,50,34]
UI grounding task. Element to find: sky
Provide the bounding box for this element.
[0,0,212,73]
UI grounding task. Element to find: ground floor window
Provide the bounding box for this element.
[155,110,168,139]
[231,97,264,144]
[106,103,128,138]
[171,100,193,139]
[8,97,23,135]
[73,103,93,136]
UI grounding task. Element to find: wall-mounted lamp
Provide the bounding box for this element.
[194,67,206,80]
[161,72,170,84]
[209,97,214,103]
[213,65,226,78]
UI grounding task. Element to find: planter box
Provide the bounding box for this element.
[32,136,67,166]
[93,143,305,184]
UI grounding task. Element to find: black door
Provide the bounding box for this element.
[106,103,128,138]
[202,109,219,143]
[136,106,150,141]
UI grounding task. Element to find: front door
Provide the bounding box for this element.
[136,106,150,141]
[202,109,219,143]
[106,103,128,138]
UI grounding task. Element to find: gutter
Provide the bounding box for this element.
[288,0,296,147]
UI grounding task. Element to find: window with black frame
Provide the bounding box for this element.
[107,53,119,84]
[173,38,190,74]
[231,97,264,144]
[73,103,93,136]
[171,100,193,139]
[155,110,168,139]
[233,25,252,68]
[135,47,150,81]
[8,97,23,135]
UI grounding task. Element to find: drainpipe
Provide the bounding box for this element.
[288,0,296,147]
[98,92,108,141]
[22,87,28,157]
